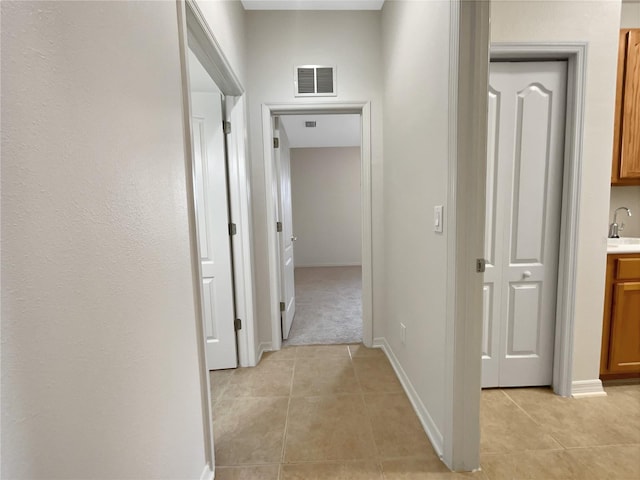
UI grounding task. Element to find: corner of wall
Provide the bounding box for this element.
[373,337,445,457]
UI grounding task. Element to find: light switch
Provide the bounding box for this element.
[434,205,443,233]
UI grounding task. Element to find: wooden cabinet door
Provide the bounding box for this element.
[620,30,640,179]
[609,281,640,373]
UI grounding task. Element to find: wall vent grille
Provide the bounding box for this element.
[294,65,337,97]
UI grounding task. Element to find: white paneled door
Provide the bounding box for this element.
[482,61,567,388]
[275,119,296,339]
[191,89,237,370]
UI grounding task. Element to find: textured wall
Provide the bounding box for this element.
[1,2,207,477]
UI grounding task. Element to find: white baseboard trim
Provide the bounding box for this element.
[257,342,272,364]
[571,379,607,398]
[200,464,214,480]
[372,336,444,457]
[295,263,362,268]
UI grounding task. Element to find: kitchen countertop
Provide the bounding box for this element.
[607,238,640,254]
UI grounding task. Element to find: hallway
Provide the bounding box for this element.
[284,267,363,346]
[210,344,450,479]
[210,345,640,479]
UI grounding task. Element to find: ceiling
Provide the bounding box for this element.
[280,114,360,148]
[241,0,384,10]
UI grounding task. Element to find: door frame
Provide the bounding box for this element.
[176,0,255,474]
[490,43,588,397]
[261,102,373,350]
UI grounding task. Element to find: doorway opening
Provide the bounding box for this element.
[275,114,363,346]
[186,48,239,371]
[177,1,254,475]
[261,103,374,352]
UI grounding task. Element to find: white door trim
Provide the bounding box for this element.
[261,102,373,350]
[176,0,255,472]
[443,0,490,471]
[226,94,258,368]
[490,43,588,398]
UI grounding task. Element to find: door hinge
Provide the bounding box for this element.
[273,137,279,148]
[276,221,283,233]
[234,318,242,331]
[223,121,232,134]
[229,223,237,236]
[476,258,487,273]
[279,302,285,312]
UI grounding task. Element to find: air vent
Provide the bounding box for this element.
[305,121,317,128]
[294,65,336,97]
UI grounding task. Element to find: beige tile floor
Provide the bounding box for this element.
[210,345,640,479]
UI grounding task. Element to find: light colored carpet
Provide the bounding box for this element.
[283,266,362,346]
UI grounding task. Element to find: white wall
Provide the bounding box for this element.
[1,1,222,478]
[290,147,362,267]
[491,0,622,384]
[621,0,640,28]
[610,1,640,238]
[381,0,452,445]
[196,0,247,85]
[245,11,384,345]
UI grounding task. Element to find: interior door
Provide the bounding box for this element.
[189,50,237,370]
[274,119,296,339]
[482,61,567,388]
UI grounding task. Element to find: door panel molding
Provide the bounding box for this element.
[490,42,588,397]
[483,61,566,389]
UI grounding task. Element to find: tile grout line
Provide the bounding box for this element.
[500,389,551,427]
[499,389,570,450]
[278,351,297,474]
[562,442,640,450]
[351,348,387,464]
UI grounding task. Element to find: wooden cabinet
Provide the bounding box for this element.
[612,29,640,186]
[600,254,640,379]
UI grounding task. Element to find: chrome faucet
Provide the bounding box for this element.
[608,207,632,238]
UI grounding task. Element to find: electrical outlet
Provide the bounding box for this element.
[400,323,406,345]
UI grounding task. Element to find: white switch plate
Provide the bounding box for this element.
[434,205,443,233]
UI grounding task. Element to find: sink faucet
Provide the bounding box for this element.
[608,207,632,238]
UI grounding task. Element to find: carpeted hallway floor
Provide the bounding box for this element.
[283,266,362,346]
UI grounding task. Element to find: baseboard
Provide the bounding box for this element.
[372,337,445,457]
[571,379,607,398]
[200,464,214,480]
[295,263,362,268]
[257,342,272,364]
